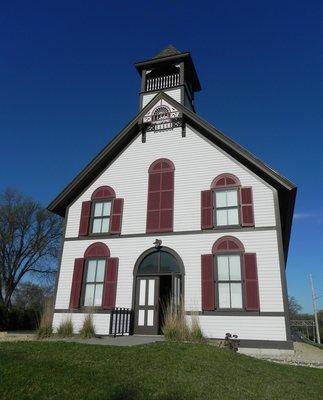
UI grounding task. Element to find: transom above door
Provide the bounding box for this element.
[137,250,181,275]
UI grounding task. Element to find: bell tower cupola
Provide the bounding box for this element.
[135,45,201,112]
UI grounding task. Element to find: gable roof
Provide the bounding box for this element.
[48,92,296,260]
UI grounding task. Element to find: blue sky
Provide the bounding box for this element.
[0,1,322,312]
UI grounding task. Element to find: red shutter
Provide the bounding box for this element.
[201,254,215,310]
[244,253,260,311]
[146,168,174,233]
[69,258,85,309]
[240,187,254,226]
[102,257,119,309]
[201,190,213,229]
[110,198,124,234]
[78,201,91,236]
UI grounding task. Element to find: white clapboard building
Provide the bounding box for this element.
[49,46,296,350]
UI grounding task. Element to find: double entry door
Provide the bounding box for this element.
[134,275,181,335]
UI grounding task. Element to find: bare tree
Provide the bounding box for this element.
[288,296,302,319]
[0,189,62,309]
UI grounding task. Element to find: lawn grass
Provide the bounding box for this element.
[0,341,322,400]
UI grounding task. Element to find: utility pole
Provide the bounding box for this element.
[309,274,321,344]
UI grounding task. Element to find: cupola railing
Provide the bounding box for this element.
[145,73,180,91]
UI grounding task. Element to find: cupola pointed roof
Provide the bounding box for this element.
[153,45,182,59]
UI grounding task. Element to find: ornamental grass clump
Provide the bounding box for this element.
[36,300,53,339]
[79,313,96,339]
[162,300,205,342]
[189,313,206,343]
[57,316,74,337]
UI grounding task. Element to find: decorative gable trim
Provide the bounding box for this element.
[47,91,296,260]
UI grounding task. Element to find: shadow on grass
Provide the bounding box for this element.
[109,385,192,400]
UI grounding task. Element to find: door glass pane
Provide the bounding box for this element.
[230,283,242,308]
[102,202,111,216]
[160,251,180,273]
[92,218,101,233]
[216,191,227,207]
[148,279,155,306]
[228,208,239,225]
[138,253,158,274]
[94,284,103,306]
[227,190,238,206]
[217,256,229,280]
[96,260,106,281]
[216,209,228,226]
[138,310,145,326]
[147,310,154,326]
[139,280,146,306]
[218,283,230,308]
[94,203,103,217]
[84,284,95,306]
[229,255,241,280]
[101,218,110,233]
[86,260,97,282]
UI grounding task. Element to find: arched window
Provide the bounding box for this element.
[146,159,175,233]
[78,186,124,236]
[137,250,181,274]
[201,173,254,229]
[201,236,259,312]
[69,242,118,310]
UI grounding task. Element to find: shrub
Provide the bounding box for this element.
[79,313,96,339]
[223,332,240,352]
[57,316,74,337]
[36,300,53,339]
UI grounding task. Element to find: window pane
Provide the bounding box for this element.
[86,261,96,282]
[216,209,228,226]
[94,284,103,306]
[160,251,180,273]
[84,284,95,306]
[227,190,238,206]
[228,208,239,225]
[102,202,111,216]
[230,283,242,308]
[138,252,158,274]
[94,203,103,217]
[229,255,241,280]
[218,283,230,308]
[217,256,229,280]
[96,260,106,282]
[92,218,101,233]
[216,191,227,207]
[101,217,110,233]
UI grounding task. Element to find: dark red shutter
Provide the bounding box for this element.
[240,187,254,226]
[201,190,213,229]
[102,257,119,309]
[146,167,174,233]
[201,254,215,310]
[69,258,85,309]
[244,253,260,311]
[78,201,91,236]
[110,198,124,234]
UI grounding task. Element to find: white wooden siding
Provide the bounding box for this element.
[142,89,181,108]
[55,230,285,339]
[187,316,286,341]
[52,313,110,335]
[65,124,276,238]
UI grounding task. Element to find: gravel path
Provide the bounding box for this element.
[248,342,323,368]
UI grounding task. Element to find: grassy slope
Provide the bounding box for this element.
[0,341,322,400]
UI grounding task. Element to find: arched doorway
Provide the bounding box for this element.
[133,246,184,335]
